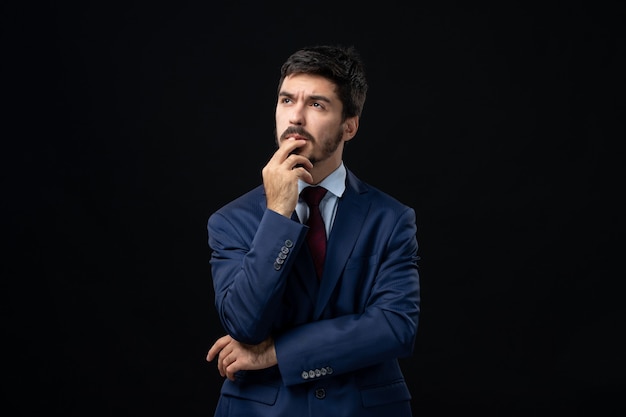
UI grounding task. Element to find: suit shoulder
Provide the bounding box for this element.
[358,181,413,212]
[210,185,266,220]
[346,168,412,210]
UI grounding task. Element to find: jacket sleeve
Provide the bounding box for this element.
[274,206,420,386]
[208,208,308,344]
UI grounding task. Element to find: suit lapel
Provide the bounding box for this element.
[291,210,320,305]
[313,174,369,319]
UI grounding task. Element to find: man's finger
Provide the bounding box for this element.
[273,138,306,161]
[286,153,313,171]
[225,359,239,381]
[206,335,233,362]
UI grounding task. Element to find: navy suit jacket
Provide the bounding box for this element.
[207,167,420,416]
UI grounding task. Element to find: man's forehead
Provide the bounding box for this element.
[281,74,338,97]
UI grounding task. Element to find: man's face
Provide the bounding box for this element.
[275,74,355,167]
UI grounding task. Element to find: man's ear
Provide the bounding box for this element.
[343,116,359,141]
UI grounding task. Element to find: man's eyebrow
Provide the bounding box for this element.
[308,95,331,103]
[278,91,331,103]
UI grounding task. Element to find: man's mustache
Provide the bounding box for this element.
[280,127,314,141]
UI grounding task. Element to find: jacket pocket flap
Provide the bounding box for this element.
[360,381,411,407]
[221,380,279,405]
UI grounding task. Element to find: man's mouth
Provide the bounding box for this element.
[280,127,314,142]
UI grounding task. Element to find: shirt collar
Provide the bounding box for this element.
[298,162,346,198]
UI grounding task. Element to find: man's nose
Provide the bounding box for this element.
[289,104,305,125]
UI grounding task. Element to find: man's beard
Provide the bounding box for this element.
[275,126,343,164]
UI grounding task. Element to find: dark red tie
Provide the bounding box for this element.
[301,186,328,279]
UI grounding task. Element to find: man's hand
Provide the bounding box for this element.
[262,138,313,217]
[206,335,278,381]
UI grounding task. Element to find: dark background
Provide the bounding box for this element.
[3,2,624,416]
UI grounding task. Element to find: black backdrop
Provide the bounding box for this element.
[4,2,624,416]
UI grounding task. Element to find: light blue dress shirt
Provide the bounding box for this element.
[296,162,346,238]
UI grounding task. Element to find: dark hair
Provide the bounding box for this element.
[277,45,368,120]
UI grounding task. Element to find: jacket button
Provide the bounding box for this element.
[315,388,326,399]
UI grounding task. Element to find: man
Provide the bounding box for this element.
[206,44,420,416]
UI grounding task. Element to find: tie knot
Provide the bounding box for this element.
[301,186,327,207]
